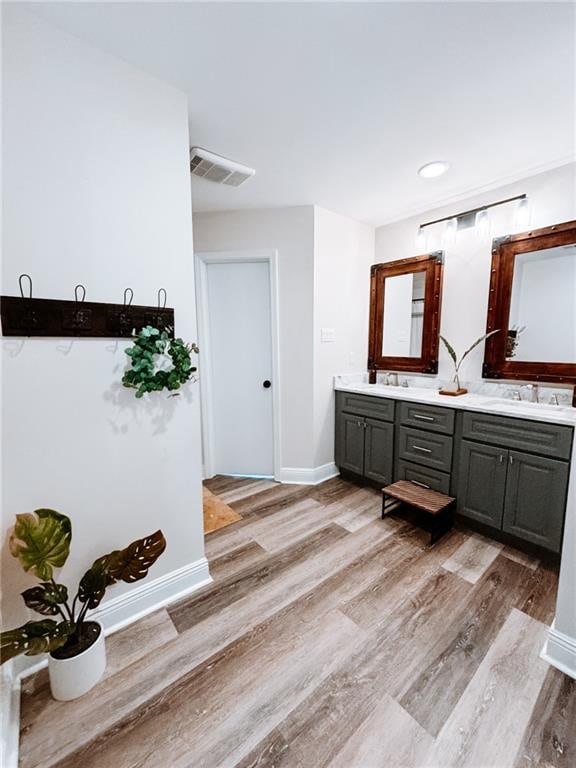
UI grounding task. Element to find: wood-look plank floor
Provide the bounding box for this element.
[19,475,573,768]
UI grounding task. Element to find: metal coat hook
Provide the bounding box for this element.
[123,288,134,307]
[19,274,33,299]
[157,288,167,310]
[74,284,86,303]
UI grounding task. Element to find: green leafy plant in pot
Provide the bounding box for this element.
[0,509,166,700]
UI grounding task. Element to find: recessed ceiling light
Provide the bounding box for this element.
[418,161,450,179]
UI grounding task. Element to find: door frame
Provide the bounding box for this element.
[195,249,282,481]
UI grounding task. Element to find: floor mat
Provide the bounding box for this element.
[203,486,242,534]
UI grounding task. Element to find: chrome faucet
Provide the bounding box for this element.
[511,389,522,401]
[549,393,559,406]
[523,384,539,403]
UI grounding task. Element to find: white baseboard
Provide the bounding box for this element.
[1,557,211,768]
[278,462,339,486]
[92,556,211,635]
[541,621,576,680]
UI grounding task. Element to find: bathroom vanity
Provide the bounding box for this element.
[335,383,575,554]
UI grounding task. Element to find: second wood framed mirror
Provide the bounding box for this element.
[483,220,576,384]
[368,252,444,380]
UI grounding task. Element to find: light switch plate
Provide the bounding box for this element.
[320,327,336,343]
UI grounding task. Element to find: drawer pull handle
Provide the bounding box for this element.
[414,414,435,422]
[411,480,431,489]
[413,445,432,453]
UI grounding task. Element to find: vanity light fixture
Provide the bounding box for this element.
[475,208,490,237]
[416,226,427,251]
[418,161,450,179]
[417,193,528,247]
[513,196,531,232]
[443,217,458,245]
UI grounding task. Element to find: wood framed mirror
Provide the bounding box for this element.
[483,220,576,384]
[368,252,444,379]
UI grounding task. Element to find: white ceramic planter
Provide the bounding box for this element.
[48,622,106,701]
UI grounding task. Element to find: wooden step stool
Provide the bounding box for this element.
[382,480,455,544]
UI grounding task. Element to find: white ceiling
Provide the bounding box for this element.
[22,2,576,225]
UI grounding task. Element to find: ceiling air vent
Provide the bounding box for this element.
[190,147,255,187]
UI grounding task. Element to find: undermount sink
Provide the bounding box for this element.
[484,399,568,414]
[352,382,404,391]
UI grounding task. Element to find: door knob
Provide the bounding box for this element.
[263,380,271,389]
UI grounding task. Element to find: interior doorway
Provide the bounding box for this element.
[195,250,281,480]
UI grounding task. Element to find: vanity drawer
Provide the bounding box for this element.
[397,460,451,494]
[398,426,453,472]
[399,401,455,435]
[336,391,395,422]
[461,412,573,460]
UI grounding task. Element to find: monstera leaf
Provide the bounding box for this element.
[9,509,71,581]
[77,558,108,610]
[77,530,166,610]
[0,620,74,663]
[22,582,69,616]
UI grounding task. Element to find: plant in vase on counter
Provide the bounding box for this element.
[0,508,166,700]
[439,330,500,395]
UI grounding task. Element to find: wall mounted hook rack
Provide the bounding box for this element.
[1,277,175,338]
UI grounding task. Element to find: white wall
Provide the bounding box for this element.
[193,207,316,470]
[1,9,205,650]
[313,207,374,468]
[375,163,576,385]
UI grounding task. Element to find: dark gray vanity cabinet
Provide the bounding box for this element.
[396,402,455,493]
[502,451,569,552]
[335,392,394,485]
[364,418,395,484]
[335,391,573,554]
[457,412,573,553]
[337,412,366,476]
[457,441,508,529]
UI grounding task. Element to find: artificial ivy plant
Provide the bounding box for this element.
[0,509,166,663]
[122,326,198,399]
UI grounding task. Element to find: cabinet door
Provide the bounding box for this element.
[457,440,508,528]
[503,451,568,553]
[336,412,365,475]
[364,418,394,485]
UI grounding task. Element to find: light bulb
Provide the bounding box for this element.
[513,197,530,232]
[443,217,458,245]
[416,226,427,251]
[475,208,490,237]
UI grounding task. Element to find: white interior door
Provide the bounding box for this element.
[205,260,274,477]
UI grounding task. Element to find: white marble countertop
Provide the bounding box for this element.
[335,381,576,428]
